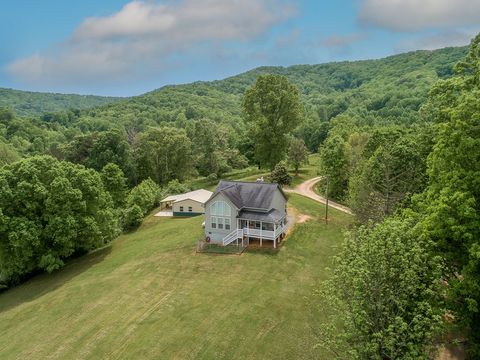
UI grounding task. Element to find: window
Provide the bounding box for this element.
[210,201,231,231]
[180,206,184,212]
[262,222,274,231]
[254,221,261,229]
[210,201,231,216]
[188,206,192,212]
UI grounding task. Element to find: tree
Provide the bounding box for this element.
[242,75,303,170]
[417,33,480,356]
[163,179,189,197]
[348,135,429,223]
[191,119,230,177]
[135,127,193,185]
[87,131,134,181]
[123,204,144,230]
[126,178,160,216]
[269,161,292,186]
[295,115,329,152]
[0,107,15,126]
[101,163,127,208]
[288,138,308,176]
[62,131,135,184]
[315,217,443,359]
[0,156,119,285]
[0,143,20,166]
[319,135,349,200]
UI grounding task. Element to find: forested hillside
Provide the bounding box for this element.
[77,45,467,148]
[0,87,122,117]
[1,35,479,357]
[0,46,467,173]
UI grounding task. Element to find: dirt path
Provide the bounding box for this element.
[285,177,353,215]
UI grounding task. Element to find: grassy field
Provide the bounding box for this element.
[0,193,351,359]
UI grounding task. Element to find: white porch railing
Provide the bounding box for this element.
[222,223,287,245]
[274,225,284,238]
[222,229,243,246]
[243,228,274,239]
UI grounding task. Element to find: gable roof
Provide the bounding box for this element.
[160,189,213,204]
[210,180,286,210]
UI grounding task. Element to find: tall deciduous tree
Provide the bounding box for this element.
[349,135,429,223]
[242,75,303,170]
[0,143,20,166]
[288,138,309,176]
[418,33,480,356]
[0,156,119,285]
[135,127,193,185]
[191,119,230,177]
[101,163,127,208]
[319,135,349,200]
[315,217,443,359]
[62,131,134,184]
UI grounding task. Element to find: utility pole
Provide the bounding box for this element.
[325,176,329,224]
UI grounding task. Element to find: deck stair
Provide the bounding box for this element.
[222,229,243,246]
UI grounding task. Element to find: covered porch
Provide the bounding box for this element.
[236,209,287,249]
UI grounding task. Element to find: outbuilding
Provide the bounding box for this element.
[159,189,213,217]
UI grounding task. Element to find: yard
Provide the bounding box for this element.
[0,194,351,359]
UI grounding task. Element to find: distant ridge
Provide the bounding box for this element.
[0,87,124,117]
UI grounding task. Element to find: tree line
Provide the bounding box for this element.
[316,34,480,359]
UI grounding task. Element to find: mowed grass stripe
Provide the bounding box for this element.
[0,194,351,359]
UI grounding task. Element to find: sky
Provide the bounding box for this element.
[1,0,479,96]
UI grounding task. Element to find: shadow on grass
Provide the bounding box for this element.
[0,245,112,314]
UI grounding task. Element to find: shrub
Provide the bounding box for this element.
[123,205,144,230]
[126,178,160,215]
[269,161,292,186]
[163,179,189,196]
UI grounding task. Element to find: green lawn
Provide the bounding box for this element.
[0,194,351,359]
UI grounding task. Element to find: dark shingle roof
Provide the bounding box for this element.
[238,208,285,222]
[212,180,286,210]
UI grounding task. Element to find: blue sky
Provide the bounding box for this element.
[1,0,479,96]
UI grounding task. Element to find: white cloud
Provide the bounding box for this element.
[7,0,296,88]
[395,28,478,52]
[359,0,480,31]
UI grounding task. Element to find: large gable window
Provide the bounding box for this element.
[210,201,231,216]
[210,201,231,231]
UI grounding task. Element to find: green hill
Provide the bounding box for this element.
[0,88,123,117]
[0,46,469,173]
[41,45,461,157]
[77,46,467,128]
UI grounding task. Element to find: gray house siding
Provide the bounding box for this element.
[204,192,239,243]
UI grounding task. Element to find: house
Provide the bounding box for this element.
[204,180,288,248]
[160,189,213,216]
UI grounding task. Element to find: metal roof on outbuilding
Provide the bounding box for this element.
[160,189,213,204]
